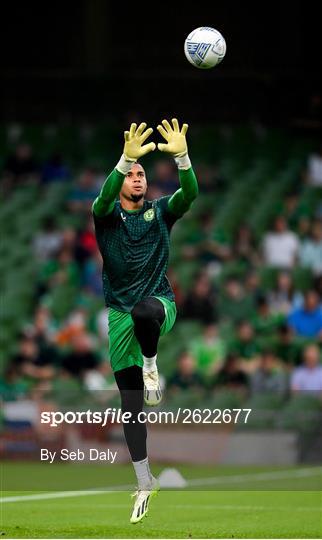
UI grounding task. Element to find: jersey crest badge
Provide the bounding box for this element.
[143,208,155,222]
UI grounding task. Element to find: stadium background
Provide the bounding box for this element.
[1,1,322,538]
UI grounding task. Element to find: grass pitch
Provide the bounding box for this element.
[1,464,322,538]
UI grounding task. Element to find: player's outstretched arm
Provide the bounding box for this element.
[92,122,156,216]
[157,118,198,216]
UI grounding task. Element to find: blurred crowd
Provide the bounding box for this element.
[0,139,322,408]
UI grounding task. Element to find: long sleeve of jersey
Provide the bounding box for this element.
[92,169,125,217]
[168,166,199,217]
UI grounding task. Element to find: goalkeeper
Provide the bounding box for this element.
[92,118,198,523]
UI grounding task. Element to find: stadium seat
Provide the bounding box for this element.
[277,394,322,432]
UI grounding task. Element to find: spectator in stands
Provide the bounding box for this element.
[11,334,55,380]
[33,217,63,261]
[212,354,249,395]
[297,215,312,240]
[189,324,226,377]
[291,344,322,392]
[314,275,322,297]
[274,324,301,366]
[217,278,255,324]
[3,143,38,182]
[60,226,83,264]
[54,304,89,348]
[61,227,78,252]
[244,270,264,303]
[197,220,232,266]
[68,168,99,213]
[268,271,302,315]
[75,216,98,264]
[28,305,60,365]
[278,191,311,231]
[304,144,322,187]
[287,289,322,339]
[252,294,285,335]
[281,192,300,229]
[61,333,109,391]
[41,153,71,184]
[229,320,260,361]
[167,352,204,392]
[96,306,109,344]
[316,202,322,221]
[0,364,29,401]
[39,246,80,290]
[251,350,288,396]
[262,216,299,269]
[35,227,78,278]
[299,219,322,276]
[232,224,259,266]
[82,248,103,296]
[180,272,217,325]
[167,267,184,308]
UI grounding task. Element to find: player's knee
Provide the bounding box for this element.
[131,299,153,322]
[131,297,164,323]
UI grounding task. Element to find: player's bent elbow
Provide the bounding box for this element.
[185,186,199,204]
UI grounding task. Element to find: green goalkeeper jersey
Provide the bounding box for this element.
[93,165,198,312]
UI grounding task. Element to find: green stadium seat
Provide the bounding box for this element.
[164,388,206,411]
[277,394,322,432]
[206,389,244,410]
[241,393,287,429]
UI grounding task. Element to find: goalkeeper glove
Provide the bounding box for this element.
[116,122,156,174]
[157,118,191,169]
[124,122,155,160]
[157,118,189,157]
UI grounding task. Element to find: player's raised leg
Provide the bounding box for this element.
[131,297,165,406]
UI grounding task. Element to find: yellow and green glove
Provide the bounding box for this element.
[157,118,191,170]
[116,122,156,174]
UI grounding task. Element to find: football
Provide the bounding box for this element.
[184,26,226,69]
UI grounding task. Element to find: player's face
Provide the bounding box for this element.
[121,163,147,201]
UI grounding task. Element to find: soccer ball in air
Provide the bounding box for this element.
[184,27,226,69]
